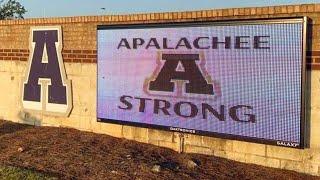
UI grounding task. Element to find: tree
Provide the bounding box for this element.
[0,0,26,20]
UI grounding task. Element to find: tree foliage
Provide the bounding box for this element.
[0,0,26,20]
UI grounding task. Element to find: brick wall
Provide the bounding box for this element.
[0,4,320,67]
[0,3,320,176]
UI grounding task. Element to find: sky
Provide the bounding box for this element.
[19,0,320,18]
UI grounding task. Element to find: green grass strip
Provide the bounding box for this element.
[0,166,56,180]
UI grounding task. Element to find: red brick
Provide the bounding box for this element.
[72,50,81,53]
[238,8,245,15]
[262,7,268,14]
[154,13,160,20]
[159,13,164,19]
[294,5,300,12]
[11,57,19,61]
[202,11,207,18]
[300,4,308,12]
[187,12,192,19]
[87,55,97,58]
[73,58,82,63]
[192,12,197,18]
[281,6,287,13]
[82,50,93,54]
[150,13,155,20]
[234,9,239,16]
[163,13,169,20]
[307,4,315,12]
[19,49,28,53]
[311,64,320,70]
[268,7,275,14]
[82,59,92,63]
[244,8,250,15]
[0,4,317,66]
[77,54,86,58]
[64,58,72,62]
[19,57,27,61]
[316,4,320,12]
[315,58,320,63]
[67,54,77,58]
[119,15,124,21]
[222,9,229,17]
[287,5,294,13]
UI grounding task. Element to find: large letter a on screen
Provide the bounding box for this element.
[149,53,214,95]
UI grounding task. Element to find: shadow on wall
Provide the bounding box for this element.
[305,20,313,148]
[18,111,42,127]
[0,119,32,137]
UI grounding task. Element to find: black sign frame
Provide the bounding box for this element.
[97,17,308,149]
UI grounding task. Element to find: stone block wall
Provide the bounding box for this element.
[0,3,320,176]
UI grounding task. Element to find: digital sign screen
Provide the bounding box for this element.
[97,18,307,148]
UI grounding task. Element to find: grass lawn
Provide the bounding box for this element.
[0,166,56,179]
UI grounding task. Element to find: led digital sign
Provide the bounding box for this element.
[97,17,307,148]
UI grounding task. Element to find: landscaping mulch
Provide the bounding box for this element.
[0,120,318,180]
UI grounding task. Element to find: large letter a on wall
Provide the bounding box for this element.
[22,26,72,116]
